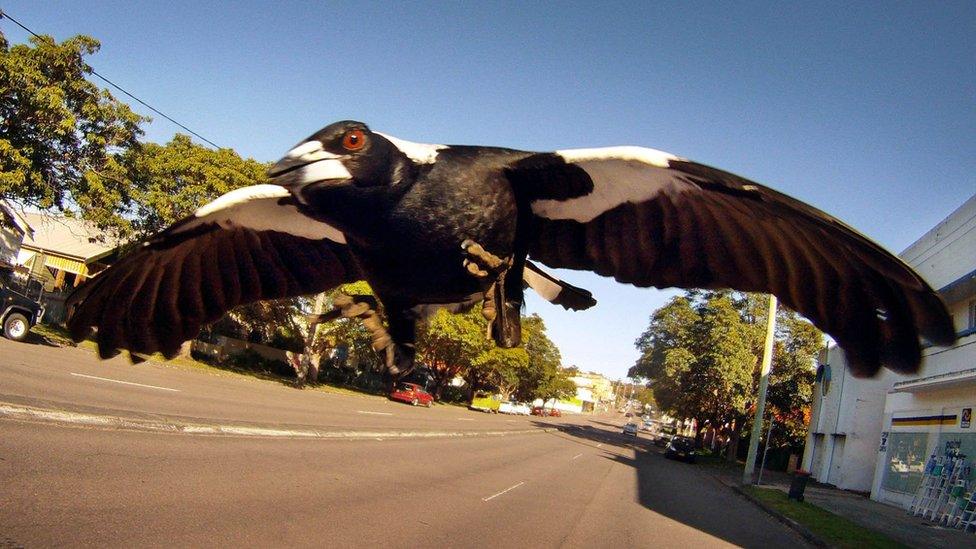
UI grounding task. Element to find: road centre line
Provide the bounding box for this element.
[572,453,583,460]
[70,373,180,392]
[457,418,475,421]
[482,481,525,502]
[357,411,393,416]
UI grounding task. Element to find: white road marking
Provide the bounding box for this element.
[482,481,525,502]
[70,373,180,392]
[357,411,393,416]
[0,403,552,439]
[572,453,583,460]
[597,443,603,448]
[457,418,475,421]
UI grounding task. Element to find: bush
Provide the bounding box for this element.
[225,349,294,378]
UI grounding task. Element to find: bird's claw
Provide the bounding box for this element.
[461,239,511,279]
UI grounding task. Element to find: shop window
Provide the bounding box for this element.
[881,432,929,494]
[936,433,976,482]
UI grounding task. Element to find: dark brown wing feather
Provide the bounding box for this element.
[513,152,956,377]
[66,226,362,360]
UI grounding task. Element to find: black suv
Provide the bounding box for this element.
[1,268,44,342]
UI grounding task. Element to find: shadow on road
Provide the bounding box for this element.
[534,417,793,548]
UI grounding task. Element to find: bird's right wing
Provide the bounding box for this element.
[67,184,364,359]
[507,148,956,377]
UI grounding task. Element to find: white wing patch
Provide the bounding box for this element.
[531,147,691,223]
[177,184,346,243]
[376,132,445,164]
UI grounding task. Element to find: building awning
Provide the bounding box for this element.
[937,268,976,305]
[890,367,976,393]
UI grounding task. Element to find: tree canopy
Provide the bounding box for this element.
[0,31,144,226]
[629,290,822,452]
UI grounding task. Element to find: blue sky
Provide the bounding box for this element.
[4,1,974,380]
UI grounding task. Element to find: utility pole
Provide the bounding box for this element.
[743,294,777,485]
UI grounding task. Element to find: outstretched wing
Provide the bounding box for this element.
[67,185,363,359]
[506,148,956,377]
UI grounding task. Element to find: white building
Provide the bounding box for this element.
[802,193,976,507]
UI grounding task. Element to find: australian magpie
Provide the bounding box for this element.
[66,120,956,378]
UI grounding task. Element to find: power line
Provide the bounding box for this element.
[0,10,222,149]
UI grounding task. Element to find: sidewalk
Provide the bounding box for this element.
[709,464,973,548]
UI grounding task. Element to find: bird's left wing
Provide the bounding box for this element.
[506,148,955,377]
[66,184,363,359]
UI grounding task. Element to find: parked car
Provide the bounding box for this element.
[653,425,678,447]
[469,392,500,413]
[501,402,531,415]
[389,382,434,407]
[664,436,696,463]
[531,406,562,417]
[622,422,639,436]
[1,273,44,342]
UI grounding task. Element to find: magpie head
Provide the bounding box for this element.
[269,120,416,195]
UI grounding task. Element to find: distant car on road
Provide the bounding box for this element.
[389,382,433,407]
[664,436,696,463]
[623,422,639,436]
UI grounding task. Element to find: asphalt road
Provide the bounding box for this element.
[0,337,808,548]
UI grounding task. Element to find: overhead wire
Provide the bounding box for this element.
[0,9,222,149]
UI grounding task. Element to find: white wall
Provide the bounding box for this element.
[802,345,892,491]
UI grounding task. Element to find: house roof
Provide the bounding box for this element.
[20,212,122,262]
[0,201,34,238]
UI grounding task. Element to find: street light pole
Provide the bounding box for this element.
[743,294,777,485]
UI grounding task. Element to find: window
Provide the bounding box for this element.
[881,432,929,494]
[936,434,976,483]
[969,300,976,330]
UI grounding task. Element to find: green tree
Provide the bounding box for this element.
[513,314,562,402]
[534,365,576,409]
[630,290,822,457]
[122,134,269,235]
[0,32,145,227]
[417,307,488,398]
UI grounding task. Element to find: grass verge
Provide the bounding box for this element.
[743,486,908,549]
[30,323,388,399]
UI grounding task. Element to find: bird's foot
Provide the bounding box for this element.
[461,239,511,279]
[307,294,391,352]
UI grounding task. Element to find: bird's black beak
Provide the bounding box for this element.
[268,140,353,188]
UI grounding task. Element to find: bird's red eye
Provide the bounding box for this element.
[342,129,366,151]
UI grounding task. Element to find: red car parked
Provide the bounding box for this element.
[531,406,562,417]
[389,382,434,407]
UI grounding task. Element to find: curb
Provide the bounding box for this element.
[729,484,830,548]
[0,402,551,441]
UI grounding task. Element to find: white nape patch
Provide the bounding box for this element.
[184,184,346,243]
[531,146,689,223]
[270,140,343,175]
[375,132,445,164]
[522,267,562,302]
